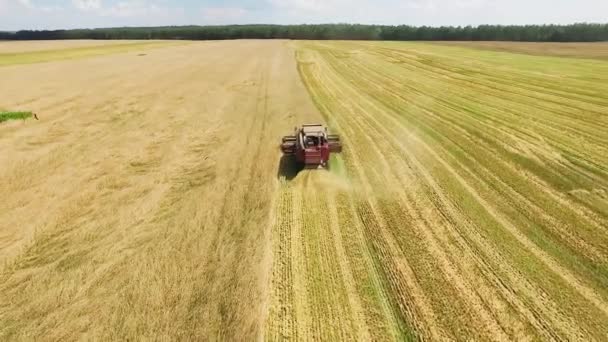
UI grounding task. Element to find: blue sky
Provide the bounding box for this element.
[1,0,607,31]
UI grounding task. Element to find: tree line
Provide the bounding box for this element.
[1,23,608,42]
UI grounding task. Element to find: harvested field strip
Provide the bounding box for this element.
[266,41,608,340]
[434,41,608,61]
[267,171,417,341]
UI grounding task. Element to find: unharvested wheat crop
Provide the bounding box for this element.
[0,40,317,340]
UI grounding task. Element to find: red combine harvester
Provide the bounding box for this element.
[281,124,342,169]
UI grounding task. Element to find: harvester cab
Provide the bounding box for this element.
[281,124,342,169]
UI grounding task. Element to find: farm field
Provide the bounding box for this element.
[0,40,318,340]
[0,40,162,53]
[435,41,608,60]
[266,41,608,340]
[0,40,180,66]
[1,39,608,340]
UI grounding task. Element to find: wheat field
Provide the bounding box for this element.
[266,41,608,341]
[0,40,318,340]
[1,40,607,340]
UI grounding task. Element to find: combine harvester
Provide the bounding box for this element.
[281,124,342,169]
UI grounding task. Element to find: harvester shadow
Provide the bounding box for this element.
[277,154,302,181]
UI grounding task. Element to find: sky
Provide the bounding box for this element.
[1,0,607,31]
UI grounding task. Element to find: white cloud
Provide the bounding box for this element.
[402,0,437,11]
[17,0,33,9]
[72,0,101,11]
[100,0,182,19]
[14,0,62,12]
[202,6,247,22]
[267,0,348,12]
[70,0,180,18]
[104,1,153,17]
[454,0,491,9]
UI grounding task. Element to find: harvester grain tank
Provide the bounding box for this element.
[281,124,342,169]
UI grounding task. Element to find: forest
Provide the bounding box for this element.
[1,23,607,42]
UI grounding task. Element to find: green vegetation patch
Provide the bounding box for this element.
[0,111,33,122]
